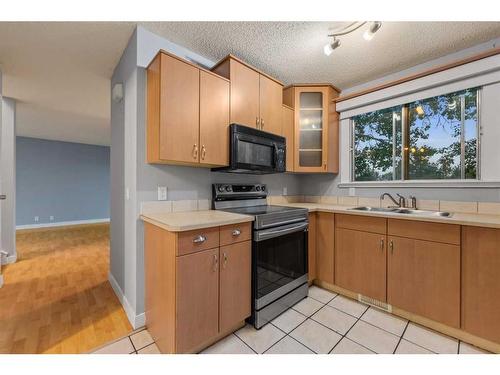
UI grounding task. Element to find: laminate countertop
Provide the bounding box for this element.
[274,202,500,229]
[140,210,254,232]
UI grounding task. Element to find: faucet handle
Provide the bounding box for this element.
[396,193,406,208]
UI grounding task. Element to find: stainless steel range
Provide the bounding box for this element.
[212,183,309,329]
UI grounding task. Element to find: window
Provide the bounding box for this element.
[352,88,479,182]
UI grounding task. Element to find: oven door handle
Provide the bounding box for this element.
[254,222,308,242]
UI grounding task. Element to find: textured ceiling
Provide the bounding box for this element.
[1,21,500,145]
[141,22,500,88]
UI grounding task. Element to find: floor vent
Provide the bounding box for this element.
[358,294,392,313]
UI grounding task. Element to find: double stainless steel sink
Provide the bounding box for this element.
[350,206,452,217]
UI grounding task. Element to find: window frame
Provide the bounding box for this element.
[350,88,481,183]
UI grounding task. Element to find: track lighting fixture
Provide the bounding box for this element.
[323,37,341,56]
[324,21,382,56]
[363,21,382,41]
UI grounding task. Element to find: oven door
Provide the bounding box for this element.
[253,221,308,310]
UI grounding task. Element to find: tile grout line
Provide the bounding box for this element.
[233,332,258,354]
[328,305,372,354]
[392,321,410,354]
[127,336,137,353]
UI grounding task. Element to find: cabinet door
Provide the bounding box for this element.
[294,87,329,172]
[176,248,219,353]
[219,241,251,332]
[230,59,260,128]
[316,212,334,284]
[387,237,460,328]
[281,105,294,172]
[335,228,387,301]
[159,53,200,163]
[462,226,500,343]
[259,75,283,135]
[199,71,230,166]
[308,212,317,283]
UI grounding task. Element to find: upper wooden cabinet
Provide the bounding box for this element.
[147,51,230,167]
[462,226,500,343]
[281,105,295,172]
[212,55,284,135]
[283,84,340,173]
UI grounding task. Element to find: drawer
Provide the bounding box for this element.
[388,219,460,245]
[177,226,220,256]
[220,222,252,246]
[335,213,386,234]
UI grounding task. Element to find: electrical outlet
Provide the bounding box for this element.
[157,186,167,201]
[34,216,39,222]
[50,216,54,221]
[283,186,288,195]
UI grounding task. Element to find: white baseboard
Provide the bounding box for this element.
[16,218,110,230]
[5,254,17,264]
[108,272,145,329]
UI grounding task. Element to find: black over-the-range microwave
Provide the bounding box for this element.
[212,124,286,174]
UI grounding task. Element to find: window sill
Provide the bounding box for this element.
[338,180,500,189]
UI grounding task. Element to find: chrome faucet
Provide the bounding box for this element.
[380,192,405,208]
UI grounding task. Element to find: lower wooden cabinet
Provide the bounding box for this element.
[176,248,219,353]
[316,212,334,284]
[335,228,387,302]
[387,236,460,328]
[144,222,251,353]
[307,212,317,283]
[219,241,251,333]
[462,226,500,343]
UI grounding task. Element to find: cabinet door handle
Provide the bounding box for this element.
[201,145,206,160]
[193,144,198,159]
[222,252,228,269]
[213,254,218,272]
[193,235,207,244]
[256,117,260,129]
[261,118,264,130]
[380,238,384,252]
[232,229,241,236]
[389,240,394,254]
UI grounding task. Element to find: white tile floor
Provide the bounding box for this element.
[93,285,492,355]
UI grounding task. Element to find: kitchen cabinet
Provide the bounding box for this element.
[387,219,460,328]
[335,214,387,301]
[315,212,334,284]
[219,241,251,333]
[176,248,219,353]
[462,226,500,343]
[282,84,340,173]
[147,51,230,167]
[281,105,295,172]
[307,212,317,283]
[144,221,251,353]
[211,55,283,135]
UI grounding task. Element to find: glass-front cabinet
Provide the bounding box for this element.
[282,84,340,173]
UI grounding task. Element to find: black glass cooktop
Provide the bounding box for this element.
[222,205,302,216]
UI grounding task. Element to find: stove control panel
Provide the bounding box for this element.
[212,183,267,201]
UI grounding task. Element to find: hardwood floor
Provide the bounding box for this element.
[0,223,132,353]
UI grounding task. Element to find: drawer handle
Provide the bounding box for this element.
[213,254,218,272]
[232,229,241,237]
[193,235,207,244]
[223,252,228,269]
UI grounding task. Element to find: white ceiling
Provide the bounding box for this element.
[1,22,500,146]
